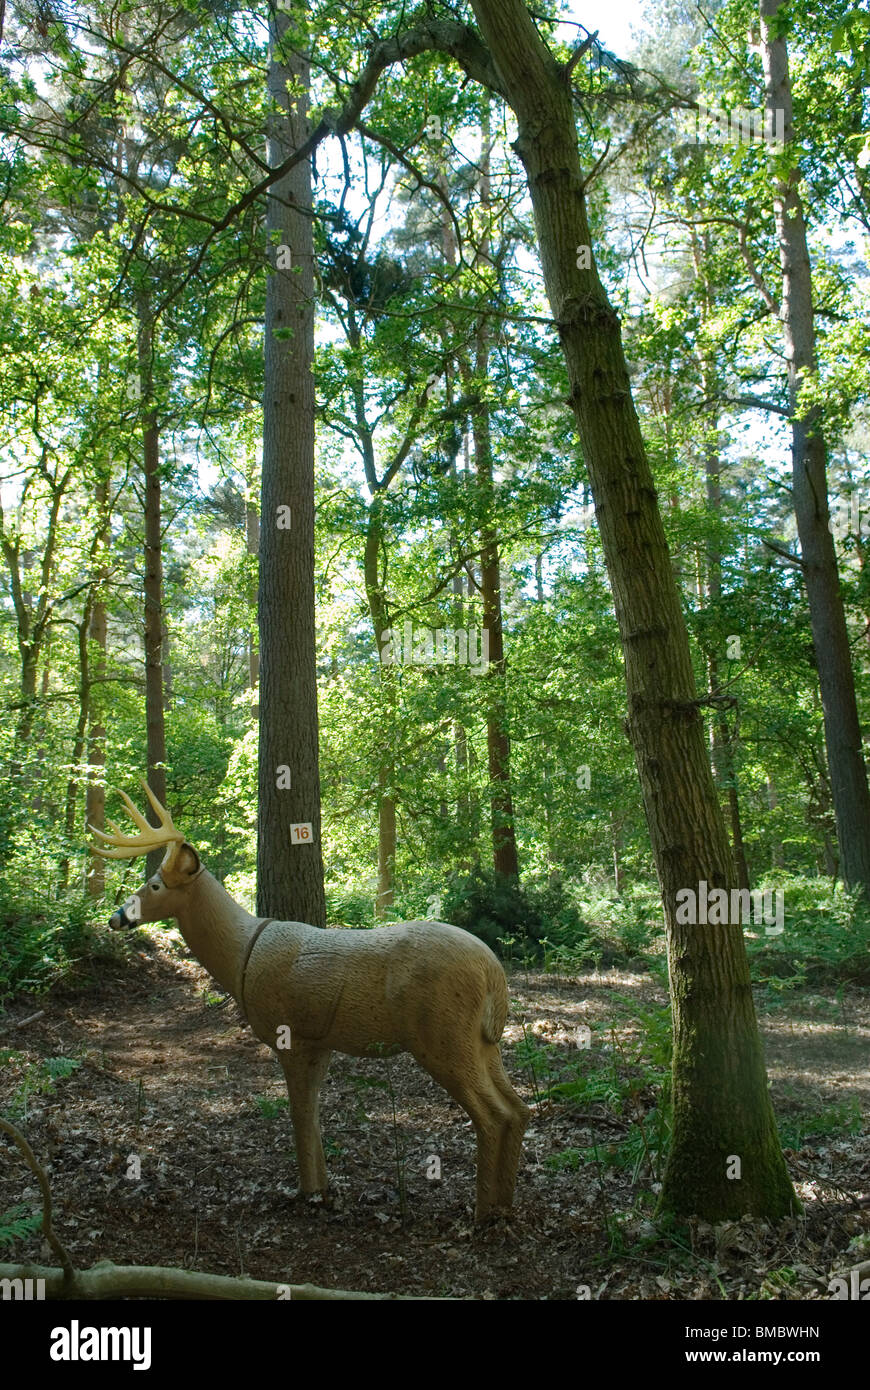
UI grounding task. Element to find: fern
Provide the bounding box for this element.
[43,1057,80,1081]
[0,1204,41,1251]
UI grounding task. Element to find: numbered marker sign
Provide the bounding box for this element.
[290,822,313,845]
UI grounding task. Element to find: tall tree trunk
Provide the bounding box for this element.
[137,305,169,879]
[86,476,110,898]
[452,529,472,870]
[438,176,473,872]
[363,501,397,916]
[257,5,326,927]
[471,351,520,881]
[2,478,68,780]
[461,118,519,880]
[701,364,750,893]
[246,490,260,716]
[610,811,623,895]
[60,599,94,887]
[760,0,870,895]
[161,629,173,708]
[766,776,785,871]
[470,0,797,1218]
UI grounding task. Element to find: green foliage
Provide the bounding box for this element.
[544,1147,583,1172]
[0,868,101,1004]
[533,1003,674,1184]
[0,1204,42,1251]
[325,883,378,928]
[757,1266,801,1300]
[744,877,870,988]
[777,1098,863,1151]
[440,867,593,961]
[255,1095,289,1119]
[1,1052,82,1120]
[0,0,868,1096]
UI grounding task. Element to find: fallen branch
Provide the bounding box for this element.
[0,1260,441,1300]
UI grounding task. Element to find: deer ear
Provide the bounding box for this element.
[161,841,200,885]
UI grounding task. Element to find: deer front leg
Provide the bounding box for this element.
[277,1046,333,1198]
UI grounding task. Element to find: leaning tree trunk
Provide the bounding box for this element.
[759,0,870,896]
[257,3,326,927]
[469,0,797,1218]
[137,304,169,880]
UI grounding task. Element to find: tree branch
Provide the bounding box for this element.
[0,1118,74,1284]
[763,538,804,568]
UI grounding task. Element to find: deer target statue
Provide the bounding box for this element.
[89,780,529,1221]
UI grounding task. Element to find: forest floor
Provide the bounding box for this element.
[1,930,868,1300]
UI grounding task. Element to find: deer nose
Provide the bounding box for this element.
[111,895,142,931]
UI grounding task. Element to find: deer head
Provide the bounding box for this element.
[89,779,202,929]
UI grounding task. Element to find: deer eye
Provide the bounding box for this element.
[151,880,162,891]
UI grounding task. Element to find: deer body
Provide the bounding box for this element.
[92,784,528,1220]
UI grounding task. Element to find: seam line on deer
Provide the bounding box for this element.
[239,918,276,1021]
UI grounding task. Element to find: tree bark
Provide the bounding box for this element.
[468,110,519,882]
[137,304,169,880]
[246,490,260,715]
[86,476,110,898]
[759,0,870,895]
[257,5,326,926]
[610,810,623,895]
[469,0,797,1218]
[470,339,520,881]
[362,497,397,916]
[1,472,69,780]
[702,388,750,892]
[766,776,785,871]
[60,598,94,887]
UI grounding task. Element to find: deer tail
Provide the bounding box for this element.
[480,962,508,1044]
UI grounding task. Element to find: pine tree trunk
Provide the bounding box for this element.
[470,0,797,1218]
[610,811,623,895]
[766,777,785,871]
[257,5,326,926]
[759,0,870,895]
[363,502,397,916]
[60,601,94,886]
[137,306,169,879]
[469,331,520,881]
[699,346,750,892]
[246,493,260,716]
[86,476,110,898]
[469,109,519,882]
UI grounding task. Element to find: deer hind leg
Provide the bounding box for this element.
[425,1052,522,1222]
[277,1046,333,1197]
[485,1046,530,1210]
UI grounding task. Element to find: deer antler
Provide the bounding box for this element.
[88,778,185,860]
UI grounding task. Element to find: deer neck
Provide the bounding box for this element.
[172,869,260,1003]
